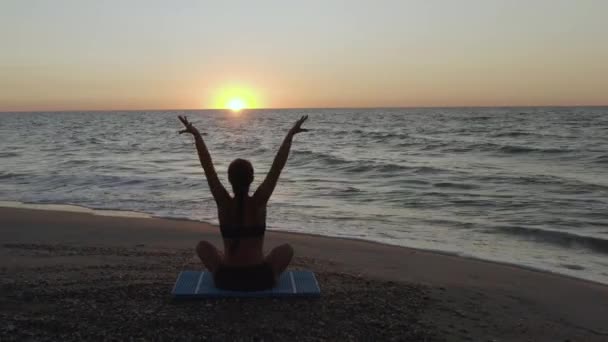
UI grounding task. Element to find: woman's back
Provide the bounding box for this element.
[217,195,267,265]
[217,195,266,230]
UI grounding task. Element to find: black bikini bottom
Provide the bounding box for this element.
[214,263,275,291]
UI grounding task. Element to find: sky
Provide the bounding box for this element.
[1,0,607,111]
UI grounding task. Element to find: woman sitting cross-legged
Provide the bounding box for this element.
[178,115,308,291]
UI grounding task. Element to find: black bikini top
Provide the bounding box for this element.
[220,223,266,239]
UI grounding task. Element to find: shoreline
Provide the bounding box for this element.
[2,206,608,340]
[1,200,606,287]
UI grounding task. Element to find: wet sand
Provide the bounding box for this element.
[1,207,608,341]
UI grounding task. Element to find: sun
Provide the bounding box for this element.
[212,85,261,111]
[227,98,246,112]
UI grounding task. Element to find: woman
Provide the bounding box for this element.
[178,114,308,291]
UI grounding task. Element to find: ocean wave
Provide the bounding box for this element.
[413,166,446,174]
[489,226,608,254]
[293,150,415,175]
[291,177,339,183]
[491,131,537,138]
[120,179,145,186]
[443,141,573,155]
[560,264,586,271]
[341,162,401,174]
[293,149,343,162]
[0,172,28,180]
[531,175,608,192]
[420,141,451,151]
[425,219,476,229]
[329,186,361,196]
[498,145,570,154]
[441,145,474,153]
[433,182,479,190]
[366,132,409,141]
[594,155,608,164]
[327,129,410,141]
[59,159,91,167]
[440,141,572,155]
[394,141,417,148]
[474,173,608,194]
[355,129,409,139]
[462,116,493,121]
[0,152,20,158]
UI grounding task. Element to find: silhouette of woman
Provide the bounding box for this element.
[178,114,308,291]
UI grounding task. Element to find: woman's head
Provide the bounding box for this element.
[228,158,254,195]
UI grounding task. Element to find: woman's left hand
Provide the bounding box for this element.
[289,115,309,136]
[178,116,201,136]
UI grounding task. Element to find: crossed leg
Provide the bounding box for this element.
[195,240,223,273]
[265,243,294,277]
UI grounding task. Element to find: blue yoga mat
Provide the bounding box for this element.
[172,270,321,298]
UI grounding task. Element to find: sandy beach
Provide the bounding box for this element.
[1,206,607,341]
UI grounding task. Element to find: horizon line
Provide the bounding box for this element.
[1,104,607,113]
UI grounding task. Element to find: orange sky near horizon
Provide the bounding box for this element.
[1,1,607,112]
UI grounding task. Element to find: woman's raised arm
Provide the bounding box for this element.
[178,115,230,205]
[254,115,308,203]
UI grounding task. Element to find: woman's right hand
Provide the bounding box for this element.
[289,115,309,136]
[178,116,201,136]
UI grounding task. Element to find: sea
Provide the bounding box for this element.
[1,108,607,284]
